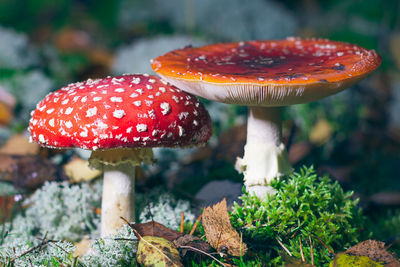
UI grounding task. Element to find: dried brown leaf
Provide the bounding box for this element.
[173,234,212,256]
[0,154,64,191]
[0,134,39,155]
[202,198,247,257]
[64,157,101,183]
[130,221,183,241]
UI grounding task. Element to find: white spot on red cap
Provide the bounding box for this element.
[178,126,184,136]
[65,121,73,128]
[136,124,147,132]
[86,107,97,117]
[49,118,55,127]
[39,134,46,143]
[133,101,141,107]
[46,108,55,114]
[131,77,141,84]
[110,96,123,102]
[38,105,46,112]
[178,112,189,120]
[93,97,102,101]
[65,107,73,115]
[113,109,126,118]
[80,130,88,137]
[115,88,125,93]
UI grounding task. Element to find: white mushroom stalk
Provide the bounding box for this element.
[235,106,292,197]
[89,148,154,237]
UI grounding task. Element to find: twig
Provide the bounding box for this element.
[114,238,136,242]
[180,245,227,267]
[10,238,50,262]
[299,237,305,262]
[312,233,335,255]
[308,235,314,266]
[180,211,184,233]
[276,238,292,256]
[121,217,179,267]
[189,213,202,235]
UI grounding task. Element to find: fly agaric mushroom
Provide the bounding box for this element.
[151,37,381,198]
[28,74,212,237]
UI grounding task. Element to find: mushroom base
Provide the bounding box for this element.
[235,142,292,189]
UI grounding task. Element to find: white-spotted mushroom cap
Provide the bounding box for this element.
[151,37,381,106]
[28,74,212,150]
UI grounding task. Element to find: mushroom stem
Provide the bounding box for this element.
[101,164,135,238]
[235,106,292,198]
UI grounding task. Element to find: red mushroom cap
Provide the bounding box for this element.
[28,74,212,150]
[151,38,381,106]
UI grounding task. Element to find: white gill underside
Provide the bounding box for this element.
[159,75,349,107]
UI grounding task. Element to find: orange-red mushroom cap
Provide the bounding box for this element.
[151,38,381,106]
[28,74,212,150]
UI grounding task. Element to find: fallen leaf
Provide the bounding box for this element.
[64,157,101,183]
[0,102,13,126]
[345,240,399,265]
[130,221,183,242]
[0,86,16,107]
[136,236,183,267]
[55,28,92,53]
[309,119,333,145]
[369,192,400,206]
[0,134,39,155]
[202,198,247,257]
[0,154,65,191]
[0,195,16,222]
[73,237,91,257]
[173,234,212,256]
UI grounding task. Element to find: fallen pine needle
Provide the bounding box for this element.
[189,213,202,235]
[180,211,184,233]
[299,237,305,262]
[276,237,292,256]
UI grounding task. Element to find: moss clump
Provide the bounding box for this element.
[230,166,364,266]
[329,253,383,267]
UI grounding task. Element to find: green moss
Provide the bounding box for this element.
[230,166,364,266]
[329,253,383,267]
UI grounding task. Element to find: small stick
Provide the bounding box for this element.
[189,213,202,235]
[10,238,50,262]
[180,245,227,267]
[114,238,136,241]
[180,211,184,233]
[308,235,314,266]
[299,237,305,262]
[312,233,335,255]
[276,238,292,256]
